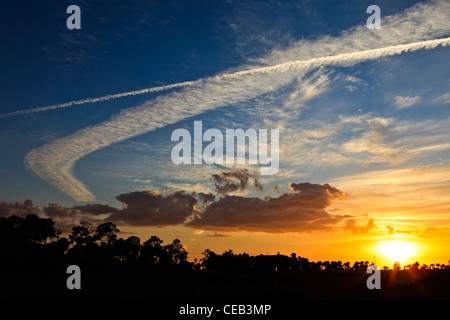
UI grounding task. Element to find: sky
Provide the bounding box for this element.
[0,0,449,268]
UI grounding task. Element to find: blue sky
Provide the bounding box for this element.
[0,0,449,257]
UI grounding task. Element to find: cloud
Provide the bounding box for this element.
[288,182,345,198]
[43,203,73,219]
[0,199,40,218]
[434,92,450,105]
[186,182,348,233]
[277,109,450,171]
[341,116,400,163]
[76,175,349,233]
[107,190,198,227]
[345,218,375,234]
[0,80,199,119]
[25,37,450,202]
[212,169,263,195]
[70,203,119,215]
[206,232,231,238]
[385,225,414,235]
[22,0,450,201]
[104,170,265,227]
[387,225,395,235]
[273,184,281,194]
[393,95,421,109]
[329,165,450,230]
[196,192,216,204]
[43,203,81,232]
[257,0,450,66]
[43,202,118,232]
[164,182,213,195]
[0,199,120,232]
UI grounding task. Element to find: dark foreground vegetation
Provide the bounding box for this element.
[1,214,449,300]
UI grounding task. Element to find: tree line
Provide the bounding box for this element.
[1,214,448,273]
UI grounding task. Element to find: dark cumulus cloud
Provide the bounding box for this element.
[107,190,198,227]
[186,182,349,233]
[0,199,120,232]
[96,177,348,233]
[212,169,263,194]
[44,203,118,218]
[195,192,216,204]
[43,203,119,232]
[43,203,80,232]
[71,203,119,215]
[0,199,40,218]
[288,182,344,199]
[0,173,349,234]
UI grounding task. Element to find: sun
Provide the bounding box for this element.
[375,240,418,265]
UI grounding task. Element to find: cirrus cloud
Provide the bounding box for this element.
[393,95,421,109]
[22,0,450,202]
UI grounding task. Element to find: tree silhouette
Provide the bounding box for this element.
[22,214,56,244]
[3,212,450,274]
[96,222,120,247]
[164,238,188,264]
[69,221,95,246]
[411,261,420,271]
[201,248,220,270]
[124,236,141,261]
[3,212,450,300]
[140,236,164,264]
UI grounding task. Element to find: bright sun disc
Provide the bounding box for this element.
[376,241,417,264]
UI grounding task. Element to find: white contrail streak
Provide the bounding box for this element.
[2,37,450,119]
[0,80,198,118]
[24,37,450,201]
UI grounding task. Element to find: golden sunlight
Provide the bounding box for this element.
[375,240,418,265]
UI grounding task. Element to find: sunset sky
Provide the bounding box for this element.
[1,0,449,268]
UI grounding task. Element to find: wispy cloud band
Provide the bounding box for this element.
[24,37,450,201]
[2,36,449,119]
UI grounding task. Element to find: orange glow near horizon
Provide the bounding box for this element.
[112,166,450,269]
[374,240,419,266]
